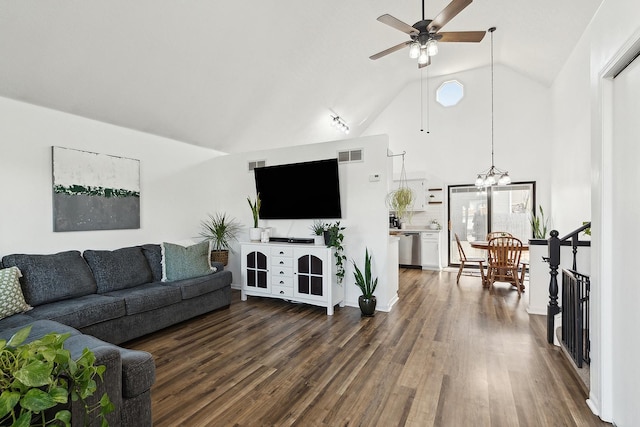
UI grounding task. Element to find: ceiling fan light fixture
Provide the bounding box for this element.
[426,39,438,56]
[417,48,429,65]
[409,42,420,59]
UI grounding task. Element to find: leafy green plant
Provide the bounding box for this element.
[352,248,378,298]
[583,221,591,236]
[386,187,414,222]
[247,194,261,228]
[0,325,113,427]
[199,212,241,251]
[309,220,326,236]
[324,221,346,285]
[529,205,549,239]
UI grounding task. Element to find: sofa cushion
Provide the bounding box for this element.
[2,251,97,306]
[0,319,81,342]
[0,266,32,319]
[162,269,232,300]
[84,246,153,293]
[0,313,36,331]
[140,244,163,283]
[161,241,214,282]
[27,294,126,329]
[104,283,182,315]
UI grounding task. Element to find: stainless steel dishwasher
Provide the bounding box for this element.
[398,232,421,268]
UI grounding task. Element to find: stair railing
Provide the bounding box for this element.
[546,222,591,344]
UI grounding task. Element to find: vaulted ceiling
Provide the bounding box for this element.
[0,0,602,154]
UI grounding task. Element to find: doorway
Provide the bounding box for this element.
[448,182,535,266]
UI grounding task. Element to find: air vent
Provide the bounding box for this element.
[248,160,266,171]
[337,149,363,163]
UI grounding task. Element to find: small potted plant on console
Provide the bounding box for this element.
[309,220,326,245]
[324,221,346,284]
[352,247,378,317]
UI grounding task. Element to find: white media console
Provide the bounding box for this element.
[240,242,344,315]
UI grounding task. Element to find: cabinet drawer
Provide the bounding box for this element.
[271,276,293,287]
[272,285,293,297]
[272,256,293,268]
[272,267,293,278]
[271,247,293,257]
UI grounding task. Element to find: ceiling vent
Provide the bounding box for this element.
[248,160,266,171]
[338,149,363,163]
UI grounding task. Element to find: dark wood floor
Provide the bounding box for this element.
[127,268,610,427]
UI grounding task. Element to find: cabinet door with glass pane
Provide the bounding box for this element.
[294,247,330,302]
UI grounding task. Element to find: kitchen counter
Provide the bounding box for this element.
[389,227,442,234]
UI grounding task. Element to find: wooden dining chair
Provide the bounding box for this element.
[486,231,513,240]
[454,233,486,286]
[486,236,523,296]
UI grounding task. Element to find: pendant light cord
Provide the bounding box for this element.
[420,69,424,131]
[490,27,495,168]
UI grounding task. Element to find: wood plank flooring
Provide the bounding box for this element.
[126,268,610,426]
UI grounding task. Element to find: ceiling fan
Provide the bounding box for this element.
[370,0,486,68]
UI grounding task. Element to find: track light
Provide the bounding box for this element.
[330,115,350,134]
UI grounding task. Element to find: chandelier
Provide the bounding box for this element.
[475,27,510,188]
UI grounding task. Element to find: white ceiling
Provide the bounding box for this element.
[0,0,602,154]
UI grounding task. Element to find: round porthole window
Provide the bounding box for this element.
[436,80,464,107]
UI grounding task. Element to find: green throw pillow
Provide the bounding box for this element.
[161,241,215,282]
[0,266,32,319]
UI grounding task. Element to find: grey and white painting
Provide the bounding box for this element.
[52,146,140,231]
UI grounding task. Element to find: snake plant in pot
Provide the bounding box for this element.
[247,194,262,241]
[352,248,378,317]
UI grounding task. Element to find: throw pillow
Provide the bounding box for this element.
[161,241,215,282]
[0,266,32,319]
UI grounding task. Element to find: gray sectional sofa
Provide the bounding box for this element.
[0,242,233,426]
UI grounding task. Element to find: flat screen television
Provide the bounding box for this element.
[254,158,342,219]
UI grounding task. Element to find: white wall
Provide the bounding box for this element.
[550,33,592,234]
[364,64,553,261]
[550,0,640,424]
[0,96,226,256]
[206,134,397,311]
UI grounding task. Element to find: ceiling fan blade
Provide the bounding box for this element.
[418,57,431,68]
[370,41,412,60]
[438,31,486,42]
[377,14,419,35]
[427,0,473,32]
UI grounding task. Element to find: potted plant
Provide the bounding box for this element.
[386,187,414,228]
[309,220,326,245]
[529,205,549,239]
[324,221,346,285]
[247,194,262,241]
[0,325,113,426]
[352,248,378,317]
[199,212,241,265]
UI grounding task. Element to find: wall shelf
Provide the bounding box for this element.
[427,188,443,204]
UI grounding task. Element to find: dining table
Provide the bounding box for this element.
[469,240,529,289]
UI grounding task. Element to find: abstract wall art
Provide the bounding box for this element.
[52,146,140,231]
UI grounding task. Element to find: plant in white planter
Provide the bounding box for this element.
[247,194,262,241]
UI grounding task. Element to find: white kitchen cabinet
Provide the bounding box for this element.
[420,231,442,270]
[240,242,344,315]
